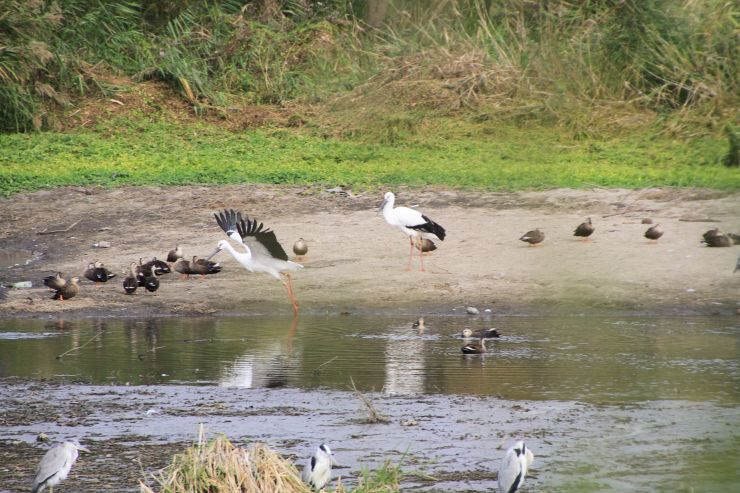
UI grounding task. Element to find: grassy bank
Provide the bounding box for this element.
[1,1,736,133]
[0,118,736,196]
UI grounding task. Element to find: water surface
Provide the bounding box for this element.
[0,315,737,403]
[1,315,738,492]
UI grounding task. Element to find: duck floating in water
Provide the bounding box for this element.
[293,238,308,259]
[574,217,595,241]
[519,229,545,246]
[461,328,500,339]
[644,224,664,243]
[412,317,426,333]
[122,263,138,295]
[43,274,80,301]
[461,336,486,354]
[167,245,183,263]
[83,261,116,284]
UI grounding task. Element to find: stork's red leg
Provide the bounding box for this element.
[406,237,414,271]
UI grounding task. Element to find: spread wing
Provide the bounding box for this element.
[237,215,289,261]
[214,209,244,244]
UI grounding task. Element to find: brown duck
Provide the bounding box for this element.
[122,262,138,295]
[702,232,732,247]
[645,224,664,242]
[43,272,65,292]
[415,238,437,253]
[461,337,487,355]
[461,328,501,339]
[141,257,171,276]
[574,217,595,241]
[144,265,160,293]
[293,238,308,258]
[84,261,116,284]
[44,275,80,300]
[174,258,193,280]
[519,229,545,246]
[167,245,183,263]
[190,256,222,279]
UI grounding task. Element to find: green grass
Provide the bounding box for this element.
[0,118,737,196]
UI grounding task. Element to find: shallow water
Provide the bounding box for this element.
[0,315,737,403]
[1,315,738,492]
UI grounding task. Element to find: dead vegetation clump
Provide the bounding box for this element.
[331,47,526,114]
[139,427,312,493]
[350,377,390,424]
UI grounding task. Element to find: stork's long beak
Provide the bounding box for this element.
[77,445,91,453]
[377,198,387,213]
[206,246,222,261]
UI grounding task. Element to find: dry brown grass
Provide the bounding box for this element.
[139,427,312,493]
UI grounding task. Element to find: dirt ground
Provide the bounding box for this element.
[1,185,739,318]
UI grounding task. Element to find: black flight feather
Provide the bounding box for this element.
[214,209,241,237]
[237,215,289,261]
[409,214,446,241]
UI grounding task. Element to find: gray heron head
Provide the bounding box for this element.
[318,443,334,465]
[70,439,90,453]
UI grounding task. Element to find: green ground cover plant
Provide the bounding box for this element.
[1,118,735,196]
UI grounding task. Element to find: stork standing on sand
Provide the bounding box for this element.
[379,192,446,271]
[208,209,303,315]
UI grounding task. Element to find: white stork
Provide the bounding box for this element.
[208,209,303,315]
[498,440,534,493]
[379,191,446,271]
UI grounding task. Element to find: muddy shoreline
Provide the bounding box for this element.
[2,379,738,492]
[1,186,739,318]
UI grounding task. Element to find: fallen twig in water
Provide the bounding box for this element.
[312,355,338,375]
[56,329,105,359]
[350,377,390,424]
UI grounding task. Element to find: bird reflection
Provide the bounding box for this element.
[45,319,75,331]
[384,323,427,394]
[219,318,298,388]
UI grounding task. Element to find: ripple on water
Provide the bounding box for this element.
[0,332,59,340]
